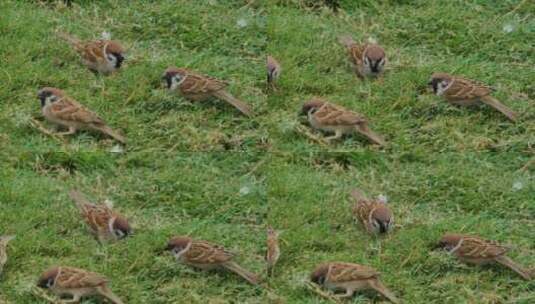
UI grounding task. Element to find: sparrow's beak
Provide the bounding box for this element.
[37,90,46,100]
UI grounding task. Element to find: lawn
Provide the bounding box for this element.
[0,0,534,303]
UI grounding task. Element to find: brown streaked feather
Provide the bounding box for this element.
[445,77,493,100]
[81,40,124,62]
[56,267,108,288]
[314,103,367,126]
[327,262,379,282]
[49,98,105,126]
[453,235,509,259]
[179,71,228,95]
[348,44,366,66]
[184,241,234,265]
[69,190,114,235]
[80,204,114,235]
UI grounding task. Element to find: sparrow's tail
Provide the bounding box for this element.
[354,124,386,146]
[213,90,253,117]
[481,95,518,122]
[368,279,401,304]
[223,261,260,285]
[56,31,83,51]
[97,285,125,304]
[68,190,92,210]
[94,125,127,144]
[338,35,356,48]
[495,255,532,280]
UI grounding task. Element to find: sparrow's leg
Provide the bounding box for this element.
[325,130,342,142]
[335,288,354,299]
[56,126,76,136]
[61,294,80,303]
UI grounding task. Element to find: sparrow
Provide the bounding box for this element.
[267,55,281,91]
[350,189,394,235]
[310,262,400,303]
[162,67,253,116]
[37,87,126,144]
[0,235,15,276]
[428,72,518,122]
[57,32,125,74]
[265,227,280,276]
[434,233,532,280]
[300,98,386,146]
[338,35,386,78]
[37,266,124,304]
[68,190,131,243]
[165,236,260,285]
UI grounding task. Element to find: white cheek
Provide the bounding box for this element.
[45,96,56,105]
[108,56,117,65]
[436,82,449,96]
[170,80,178,90]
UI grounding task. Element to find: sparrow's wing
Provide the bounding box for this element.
[456,236,509,259]
[329,263,379,282]
[180,72,228,95]
[448,77,493,99]
[81,204,114,234]
[51,98,106,126]
[185,241,234,264]
[81,40,107,63]
[57,267,108,288]
[354,200,374,223]
[349,44,366,65]
[315,104,366,126]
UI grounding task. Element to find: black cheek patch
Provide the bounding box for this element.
[113,53,124,68]
[430,79,440,93]
[166,77,172,89]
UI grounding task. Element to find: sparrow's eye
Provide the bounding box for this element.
[378,58,385,66]
[372,220,380,228]
[364,57,370,65]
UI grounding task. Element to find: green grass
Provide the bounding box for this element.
[0,0,534,303]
